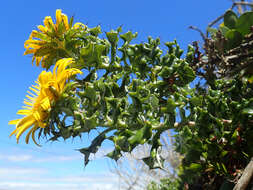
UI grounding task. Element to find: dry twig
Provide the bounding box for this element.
[233,157,253,190]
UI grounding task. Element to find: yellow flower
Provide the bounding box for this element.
[24,9,86,68]
[9,58,82,145]
[219,22,224,27]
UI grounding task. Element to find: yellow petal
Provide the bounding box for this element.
[26,95,35,101]
[29,30,39,39]
[56,9,62,29]
[24,39,43,49]
[41,97,51,111]
[37,25,48,33]
[56,58,73,74]
[24,49,36,55]
[16,115,35,143]
[38,71,53,86]
[9,119,21,125]
[73,22,87,30]
[10,128,18,137]
[32,111,43,121]
[29,86,40,94]
[43,16,54,29]
[32,84,40,90]
[32,56,36,64]
[27,90,37,97]
[17,109,31,115]
[22,106,32,110]
[62,14,69,30]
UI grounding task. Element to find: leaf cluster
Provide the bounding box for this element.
[172,9,253,189]
[38,25,195,168]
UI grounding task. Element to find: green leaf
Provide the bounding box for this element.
[149,94,159,108]
[120,31,137,43]
[224,10,238,29]
[190,96,202,106]
[232,129,238,141]
[187,163,202,172]
[78,130,107,166]
[106,30,119,45]
[236,11,253,35]
[247,75,253,83]
[78,83,96,101]
[107,150,121,161]
[166,98,178,113]
[128,125,152,145]
[242,107,253,115]
[34,46,55,57]
[60,127,72,139]
[221,151,228,157]
[178,64,195,85]
[221,163,227,173]
[80,43,107,68]
[158,66,173,78]
[89,26,102,36]
[219,25,230,36]
[69,16,74,28]
[225,29,243,50]
[114,136,130,152]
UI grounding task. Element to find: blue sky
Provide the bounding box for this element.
[1,0,232,189]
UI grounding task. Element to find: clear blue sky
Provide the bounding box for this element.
[1,0,232,189]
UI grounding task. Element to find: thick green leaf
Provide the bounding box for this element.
[236,11,253,35]
[106,149,122,161]
[178,64,195,85]
[224,10,238,29]
[225,29,243,50]
[114,136,130,152]
[190,96,202,106]
[89,26,102,36]
[78,130,107,166]
[80,43,107,68]
[106,30,119,45]
[158,66,173,78]
[128,125,152,145]
[219,25,230,36]
[120,31,137,43]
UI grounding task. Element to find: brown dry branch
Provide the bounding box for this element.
[233,157,253,190]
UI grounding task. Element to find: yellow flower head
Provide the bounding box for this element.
[9,58,82,146]
[24,9,86,68]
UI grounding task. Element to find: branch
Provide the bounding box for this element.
[207,1,253,29]
[233,157,253,190]
[208,14,226,29]
[189,26,207,42]
[234,1,253,7]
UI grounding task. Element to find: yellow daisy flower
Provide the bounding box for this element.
[9,58,82,145]
[24,9,86,68]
